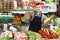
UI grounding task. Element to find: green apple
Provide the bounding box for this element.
[21,16,26,22]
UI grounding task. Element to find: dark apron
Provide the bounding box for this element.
[29,15,41,32]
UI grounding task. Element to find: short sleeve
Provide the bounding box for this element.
[41,14,47,24]
[42,14,50,27]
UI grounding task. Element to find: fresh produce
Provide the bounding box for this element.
[44,28,58,38]
[53,27,60,32]
[29,1,36,8]
[38,29,58,39]
[24,12,31,23]
[0,3,2,10]
[49,31,58,38]
[0,32,14,40]
[38,30,50,38]
[53,27,60,36]
[25,31,42,40]
[13,15,21,24]
[43,28,50,35]
[24,12,31,20]
[14,32,28,40]
[47,14,56,23]
[21,16,26,22]
[44,15,54,24]
[22,1,29,8]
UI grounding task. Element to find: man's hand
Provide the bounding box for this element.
[44,17,50,24]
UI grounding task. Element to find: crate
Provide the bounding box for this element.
[2,1,14,10]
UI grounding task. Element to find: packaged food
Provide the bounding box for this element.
[2,0,17,10]
[22,0,29,9]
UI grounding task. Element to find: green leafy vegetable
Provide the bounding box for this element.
[25,31,42,40]
[0,32,14,40]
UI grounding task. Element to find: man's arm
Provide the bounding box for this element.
[30,12,35,21]
[42,14,50,24]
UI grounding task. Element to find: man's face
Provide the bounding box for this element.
[35,5,41,12]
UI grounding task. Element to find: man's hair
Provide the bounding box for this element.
[36,3,40,5]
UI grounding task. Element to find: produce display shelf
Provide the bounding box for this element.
[1,10,34,12]
[42,38,60,40]
[0,10,56,14]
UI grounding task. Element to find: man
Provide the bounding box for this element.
[29,3,49,32]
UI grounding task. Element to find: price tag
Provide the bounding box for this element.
[3,24,8,31]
